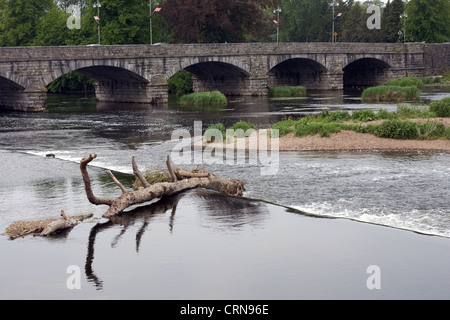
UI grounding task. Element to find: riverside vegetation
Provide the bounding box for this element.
[271,97,450,141]
[179,91,228,107]
[361,76,445,103]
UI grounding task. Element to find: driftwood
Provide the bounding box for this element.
[3,210,93,240]
[80,154,246,218]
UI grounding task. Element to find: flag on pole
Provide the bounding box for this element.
[154,7,161,13]
[273,19,279,26]
[94,16,100,21]
[337,12,342,17]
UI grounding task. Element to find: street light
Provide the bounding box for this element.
[150,1,160,45]
[93,0,101,45]
[400,13,408,43]
[273,6,282,43]
[331,1,342,43]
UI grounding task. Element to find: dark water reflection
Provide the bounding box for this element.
[84,190,269,291]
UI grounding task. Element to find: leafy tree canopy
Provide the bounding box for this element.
[160,0,277,43]
[405,0,450,43]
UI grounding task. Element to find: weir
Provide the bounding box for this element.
[0,42,448,111]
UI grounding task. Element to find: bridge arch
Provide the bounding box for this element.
[268,58,328,90]
[171,60,252,96]
[43,60,155,104]
[343,58,391,89]
[0,75,25,91]
[42,60,149,89]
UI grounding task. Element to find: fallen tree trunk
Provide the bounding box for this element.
[3,211,93,240]
[80,154,246,218]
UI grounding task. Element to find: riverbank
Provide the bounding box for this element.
[200,117,450,153]
[277,129,450,152]
[278,117,450,152]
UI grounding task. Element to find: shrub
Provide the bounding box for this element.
[397,104,435,119]
[168,70,193,96]
[377,109,398,120]
[442,72,450,83]
[319,110,351,122]
[180,91,227,106]
[374,120,419,140]
[418,121,446,140]
[362,85,421,103]
[445,127,450,140]
[433,77,442,84]
[204,123,226,142]
[429,98,450,117]
[352,109,378,122]
[272,119,295,137]
[269,86,307,97]
[294,122,343,138]
[229,120,257,138]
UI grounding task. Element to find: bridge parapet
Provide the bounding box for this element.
[0,42,448,111]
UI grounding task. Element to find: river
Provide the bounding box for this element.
[1,87,450,300]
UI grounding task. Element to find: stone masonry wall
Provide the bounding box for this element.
[0,42,436,111]
[423,44,450,76]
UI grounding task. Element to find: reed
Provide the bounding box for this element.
[386,76,424,89]
[362,85,421,103]
[180,91,228,106]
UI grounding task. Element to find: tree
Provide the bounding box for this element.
[33,4,71,46]
[341,2,367,42]
[81,0,150,45]
[382,0,404,43]
[279,0,354,43]
[160,0,276,43]
[0,0,54,46]
[405,0,450,43]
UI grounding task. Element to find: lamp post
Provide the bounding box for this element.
[150,1,153,45]
[331,0,339,43]
[273,6,282,43]
[150,1,160,45]
[93,0,101,45]
[400,13,408,43]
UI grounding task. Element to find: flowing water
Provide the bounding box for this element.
[1,88,450,299]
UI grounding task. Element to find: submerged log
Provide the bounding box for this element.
[3,211,93,240]
[80,153,246,218]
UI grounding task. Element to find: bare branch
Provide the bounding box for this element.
[132,156,151,188]
[80,154,246,219]
[80,153,115,206]
[107,170,127,194]
[166,156,177,182]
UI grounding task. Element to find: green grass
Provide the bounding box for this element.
[132,169,172,190]
[179,91,228,106]
[362,85,421,103]
[269,86,307,97]
[429,98,450,117]
[204,123,226,142]
[386,76,424,89]
[203,120,257,141]
[442,72,450,83]
[396,104,436,119]
[270,100,450,140]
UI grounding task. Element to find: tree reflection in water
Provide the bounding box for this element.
[84,190,268,290]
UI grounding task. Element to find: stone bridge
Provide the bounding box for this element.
[0,42,448,111]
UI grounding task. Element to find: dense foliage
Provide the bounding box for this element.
[1,0,448,47]
[0,0,448,92]
[160,0,276,43]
